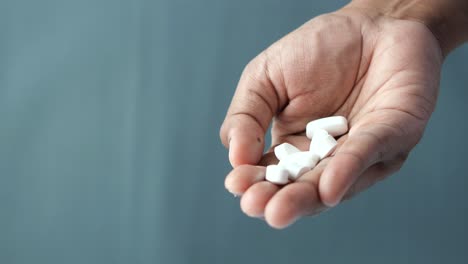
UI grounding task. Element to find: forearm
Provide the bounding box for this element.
[346,0,468,56]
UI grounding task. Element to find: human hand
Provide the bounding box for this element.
[220,4,447,228]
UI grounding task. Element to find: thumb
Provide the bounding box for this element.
[220,54,284,167]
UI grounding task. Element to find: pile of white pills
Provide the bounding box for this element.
[266,116,348,185]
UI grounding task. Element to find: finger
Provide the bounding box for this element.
[264,158,400,228]
[240,181,280,218]
[342,156,405,201]
[224,165,266,196]
[225,151,278,197]
[220,54,286,167]
[264,159,328,229]
[319,123,403,207]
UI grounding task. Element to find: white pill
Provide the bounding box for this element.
[278,151,320,169]
[306,116,348,139]
[284,162,310,180]
[265,165,289,185]
[274,142,300,161]
[309,129,338,159]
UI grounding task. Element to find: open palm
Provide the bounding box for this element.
[220,7,443,228]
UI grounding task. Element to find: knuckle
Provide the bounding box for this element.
[243,53,268,83]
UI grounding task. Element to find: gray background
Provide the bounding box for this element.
[1,0,467,263]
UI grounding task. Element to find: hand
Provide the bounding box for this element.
[220,6,444,228]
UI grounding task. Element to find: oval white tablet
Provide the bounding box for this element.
[279,151,320,169]
[265,165,289,185]
[274,142,300,161]
[284,162,310,180]
[306,116,348,139]
[309,129,338,159]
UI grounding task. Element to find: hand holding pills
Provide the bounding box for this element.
[266,116,346,185]
[220,4,444,228]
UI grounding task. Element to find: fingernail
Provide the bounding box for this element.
[323,198,340,208]
[226,189,241,198]
[228,137,237,168]
[284,215,300,228]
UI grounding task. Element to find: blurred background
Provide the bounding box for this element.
[1,0,467,263]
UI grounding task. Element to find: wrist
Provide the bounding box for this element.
[345,0,468,57]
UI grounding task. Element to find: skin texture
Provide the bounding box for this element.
[220,6,446,229]
[351,0,468,56]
